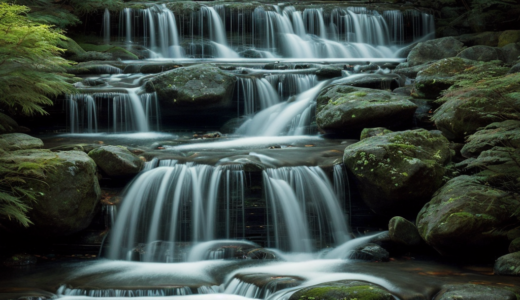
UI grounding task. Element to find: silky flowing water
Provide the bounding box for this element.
[2,2,515,300]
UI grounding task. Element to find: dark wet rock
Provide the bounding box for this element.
[435,284,517,300]
[410,98,435,129]
[494,252,520,276]
[50,144,99,154]
[457,45,503,62]
[145,63,236,108]
[264,63,289,70]
[88,146,143,177]
[360,127,392,140]
[0,133,43,151]
[343,129,450,214]
[455,31,502,47]
[510,238,520,253]
[501,42,520,65]
[3,254,37,267]
[413,58,508,99]
[389,216,422,246]
[220,117,248,134]
[316,65,343,79]
[464,147,520,191]
[289,280,393,300]
[234,274,303,298]
[509,63,520,74]
[393,86,412,96]
[241,248,277,259]
[217,155,266,172]
[393,62,432,79]
[70,51,113,63]
[417,175,520,259]
[316,85,417,134]
[461,120,520,158]
[407,37,465,67]
[433,72,520,140]
[68,63,124,75]
[80,78,106,87]
[0,150,101,237]
[0,112,20,134]
[333,73,404,90]
[499,30,520,47]
[348,243,389,262]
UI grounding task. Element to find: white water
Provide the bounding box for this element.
[103,9,110,44]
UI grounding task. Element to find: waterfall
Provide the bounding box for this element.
[303,8,327,38]
[103,9,110,44]
[68,95,98,133]
[236,77,281,115]
[263,166,350,252]
[265,74,318,99]
[107,164,246,261]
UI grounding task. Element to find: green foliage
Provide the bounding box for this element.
[0,3,77,116]
[0,150,59,227]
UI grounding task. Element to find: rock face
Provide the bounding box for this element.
[0,133,43,151]
[343,129,450,214]
[461,120,520,158]
[407,37,465,67]
[413,58,509,99]
[88,146,143,177]
[435,284,517,300]
[494,252,520,276]
[456,45,503,62]
[0,150,101,237]
[289,280,393,300]
[388,216,422,246]
[316,86,417,134]
[417,176,520,258]
[145,63,236,108]
[432,72,520,140]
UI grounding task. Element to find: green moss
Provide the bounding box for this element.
[293,285,393,300]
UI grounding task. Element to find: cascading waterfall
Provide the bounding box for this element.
[68,94,98,133]
[263,166,350,252]
[107,163,246,261]
[103,9,110,44]
[236,77,281,115]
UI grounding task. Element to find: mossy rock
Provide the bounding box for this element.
[78,43,139,60]
[145,63,237,109]
[360,128,393,140]
[499,30,520,48]
[461,120,520,158]
[316,86,417,134]
[457,45,503,62]
[88,146,143,177]
[57,38,86,57]
[0,150,101,237]
[343,129,450,215]
[0,112,19,134]
[416,175,520,259]
[413,58,508,100]
[432,72,520,140]
[388,216,422,246]
[289,280,393,300]
[407,37,465,67]
[0,133,43,151]
[494,252,520,276]
[436,284,517,300]
[68,62,123,75]
[234,273,303,298]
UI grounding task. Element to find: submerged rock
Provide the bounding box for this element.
[343,129,450,214]
[461,120,520,158]
[0,150,101,237]
[413,58,508,99]
[494,252,520,276]
[407,37,465,67]
[388,216,422,246]
[435,284,517,300]
[88,146,143,177]
[417,175,520,259]
[316,86,417,135]
[433,72,520,140]
[289,280,393,300]
[0,133,43,151]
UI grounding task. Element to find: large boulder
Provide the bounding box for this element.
[145,63,236,108]
[0,150,101,237]
[413,58,509,99]
[501,42,520,65]
[348,243,390,262]
[494,252,520,276]
[343,129,450,214]
[416,175,520,259]
[456,45,503,62]
[388,216,422,246]
[0,112,19,134]
[316,86,417,134]
[407,37,465,67]
[432,72,520,140]
[289,280,393,300]
[0,133,43,151]
[499,30,520,48]
[461,120,520,158]
[88,146,143,177]
[435,284,517,300]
